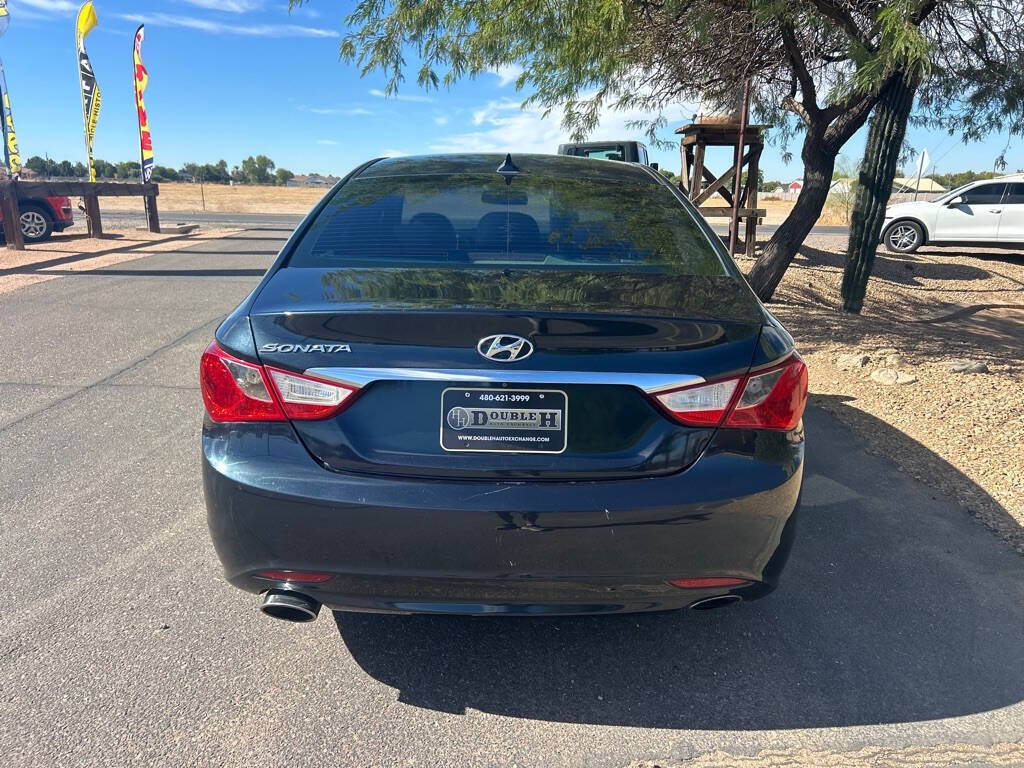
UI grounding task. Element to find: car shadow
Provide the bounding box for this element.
[333,403,1024,730]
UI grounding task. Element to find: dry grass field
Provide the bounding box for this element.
[96,182,850,224]
[99,182,329,214]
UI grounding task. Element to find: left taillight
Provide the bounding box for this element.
[654,354,808,431]
[199,342,356,422]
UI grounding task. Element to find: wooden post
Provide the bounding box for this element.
[0,181,24,250]
[83,193,103,238]
[744,143,763,257]
[690,143,705,202]
[728,79,751,256]
[145,194,160,233]
[681,144,694,195]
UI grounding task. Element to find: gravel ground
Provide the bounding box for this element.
[628,739,1024,767]
[737,237,1024,551]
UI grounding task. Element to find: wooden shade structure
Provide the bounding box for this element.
[676,123,765,256]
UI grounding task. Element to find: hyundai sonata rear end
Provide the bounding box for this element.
[201,153,806,620]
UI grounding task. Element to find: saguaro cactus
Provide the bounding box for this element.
[840,72,919,313]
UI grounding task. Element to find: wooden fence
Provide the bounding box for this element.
[0,180,160,250]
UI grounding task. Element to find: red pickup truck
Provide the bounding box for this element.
[0,195,74,243]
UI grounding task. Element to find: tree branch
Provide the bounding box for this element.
[805,0,876,52]
[781,23,820,119]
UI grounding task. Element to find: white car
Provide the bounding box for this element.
[881,174,1024,253]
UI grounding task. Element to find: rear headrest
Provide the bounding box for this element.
[475,212,542,251]
[399,212,457,256]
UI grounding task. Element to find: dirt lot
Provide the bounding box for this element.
[99,182,329,214]
[737,239,1024,551]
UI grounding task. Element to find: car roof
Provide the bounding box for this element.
[964,173,1024,184]
[356,153,656,183]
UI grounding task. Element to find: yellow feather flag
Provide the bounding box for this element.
[76,1,101,182]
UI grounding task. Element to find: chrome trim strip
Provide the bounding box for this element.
[305,367,704,394]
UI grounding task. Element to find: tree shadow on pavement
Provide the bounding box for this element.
[334,404,1024,730]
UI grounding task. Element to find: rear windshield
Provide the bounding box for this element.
[287,171,728,276]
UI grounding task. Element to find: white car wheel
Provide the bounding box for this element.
[884,221,922,254]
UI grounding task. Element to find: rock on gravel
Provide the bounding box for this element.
[837,353,870,369]
[871,368,917,385]
[944,359,990,374]
[882,353,905,369]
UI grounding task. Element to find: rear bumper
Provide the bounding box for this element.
[203,421,802,615]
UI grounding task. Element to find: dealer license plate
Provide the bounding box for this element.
[440,388,568,454]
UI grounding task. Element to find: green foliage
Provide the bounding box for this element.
[199,160,231,183]
[240,155,276,184]
[151,165,180,182]
[93,159,116,178]
[657,167,679,184]
[24,156,91,178]
[930,170,998,189]
[740,168,765,190]
[115,161,141,179]
[275,167,295,185]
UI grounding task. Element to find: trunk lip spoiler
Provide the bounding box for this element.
[304,367,704,395]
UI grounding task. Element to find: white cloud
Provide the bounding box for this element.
[13,0,76,12]
[368,88,433,104]
[303,106,374,116]
[430,97,685,155]
[116,12,337,38]
[182,0,264,11]
[380,148,407,157]
[433,115,449,126]
[317,139,339,145]
[472,99,520,126]
[491,64,524,88]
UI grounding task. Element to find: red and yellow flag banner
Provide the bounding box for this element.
[133,24,154,183]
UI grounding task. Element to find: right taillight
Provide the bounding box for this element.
[655,354,807,431]
[726,355,807,431]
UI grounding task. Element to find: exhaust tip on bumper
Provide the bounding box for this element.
[689,594,742,611]
[260,589,321,622]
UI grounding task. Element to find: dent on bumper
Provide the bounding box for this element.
[202,421,802,614]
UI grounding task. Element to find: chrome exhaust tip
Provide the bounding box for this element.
[689,594,743,611]
[260,589,321,622]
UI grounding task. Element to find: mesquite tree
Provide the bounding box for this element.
[293,0,1024,301]
[841,72,918,312]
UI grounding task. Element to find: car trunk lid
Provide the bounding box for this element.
[250,267,764,480]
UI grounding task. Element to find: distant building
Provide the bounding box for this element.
[286,173,339,187]
[892,176,947,194]
[787,179,803,193]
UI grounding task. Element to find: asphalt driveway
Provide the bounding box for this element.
[0,230,1021,767]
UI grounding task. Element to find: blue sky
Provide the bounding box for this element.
[2,0,1021,181]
